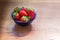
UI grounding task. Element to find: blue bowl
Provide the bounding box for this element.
[11,11,36,26]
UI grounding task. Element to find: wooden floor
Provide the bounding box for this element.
[1,0,60,40]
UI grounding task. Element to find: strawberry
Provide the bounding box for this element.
[14,7,20,13]
[13,12,17,18]
[14,13,20,20]
[21,7,27,11]
[27,8,33,11]
[27,10,34,20]
[19,10,28,16]
[20,17,25,22]
[20,16,30,22]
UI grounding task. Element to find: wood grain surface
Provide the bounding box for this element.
[1,0,60,40]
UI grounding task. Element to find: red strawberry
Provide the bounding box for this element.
[21,7,27,11]
[27,10,34,20]
[20,16,30,22]
[19,10,28,16]
[20,17,25,22]
[14,13,20,20]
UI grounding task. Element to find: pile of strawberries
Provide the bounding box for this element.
[13,7,35,22]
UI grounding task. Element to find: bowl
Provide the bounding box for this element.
[11,7,36,26]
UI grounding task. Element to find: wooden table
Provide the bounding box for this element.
[1,0,60,40]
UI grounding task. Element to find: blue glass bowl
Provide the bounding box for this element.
[11,10,36,26]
